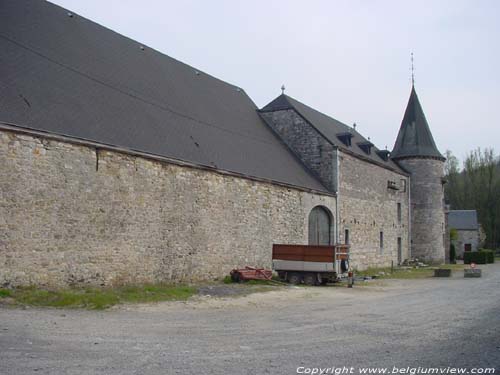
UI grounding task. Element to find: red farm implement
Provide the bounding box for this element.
[230,267,273,282]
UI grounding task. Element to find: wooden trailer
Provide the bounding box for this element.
[272,244,349,285]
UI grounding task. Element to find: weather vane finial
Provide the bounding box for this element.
[281,84,286,95]
[411,52,415,86]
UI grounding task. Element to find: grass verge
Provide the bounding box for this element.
[355,263,468,280]
[0,284,196,310]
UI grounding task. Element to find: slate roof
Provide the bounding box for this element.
[0,0,327,193]
[260,94,406,174]
[448,210,479,231]
[391,86,444,160]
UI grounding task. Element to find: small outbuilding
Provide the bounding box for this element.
[448,210,481,258]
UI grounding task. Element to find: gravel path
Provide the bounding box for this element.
[1,264,499,375]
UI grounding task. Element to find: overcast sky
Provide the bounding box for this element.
[50,0,500,164]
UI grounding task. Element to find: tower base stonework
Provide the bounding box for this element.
[391,86,446,264]
[398,158,446,264]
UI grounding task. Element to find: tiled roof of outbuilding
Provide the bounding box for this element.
[448,210,479,230]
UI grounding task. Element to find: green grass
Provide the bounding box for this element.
[0,289,12,298]
[0,284,197,310]
[354,263,468,280]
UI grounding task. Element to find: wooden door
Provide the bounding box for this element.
[308,206,331,245]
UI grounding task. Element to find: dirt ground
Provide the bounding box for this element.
[1,264,499,375]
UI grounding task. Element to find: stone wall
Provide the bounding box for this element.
[453,230,480,258]
[396,158,446,263]
[0,129,336,287]
[259,110,337,191]
[338,152,410,269]
[260,109,411,269]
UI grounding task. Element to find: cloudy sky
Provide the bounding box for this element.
[50,0,499,164]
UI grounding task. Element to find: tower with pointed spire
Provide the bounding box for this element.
[392,85,446,263]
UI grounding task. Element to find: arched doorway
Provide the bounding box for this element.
[308,206,333,245]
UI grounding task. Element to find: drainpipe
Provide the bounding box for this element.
[334,147,340,244]
[408,176,412,259]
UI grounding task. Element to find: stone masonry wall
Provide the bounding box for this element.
[338,152,410,269]
[260,109,411,269]
[397,158,446,263]
[259,110,337,192]
[0,129,336,287]
[453,230,480,258]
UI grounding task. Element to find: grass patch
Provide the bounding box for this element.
[384,268,434,279]
[0,284,197,310]
[355,263,470,280]
[435,264,468,270]
[0,289,12,298]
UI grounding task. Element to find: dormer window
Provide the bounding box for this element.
[357,141,373,155]
[376,150,390,161]
[388,180,399,190]
[336,132,353,147]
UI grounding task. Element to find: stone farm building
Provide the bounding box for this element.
[0,0,446,287]
[448,210,481,258]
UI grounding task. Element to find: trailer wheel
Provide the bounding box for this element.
[303,273,317,286]
[288,272,302,285]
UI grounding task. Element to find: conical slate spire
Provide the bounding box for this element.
[391,86,444,160]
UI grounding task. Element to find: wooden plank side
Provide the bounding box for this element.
[273,244,335,263]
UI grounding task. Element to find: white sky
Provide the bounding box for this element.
[50,0,500,164]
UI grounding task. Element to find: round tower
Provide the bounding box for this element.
[391,86,446,263]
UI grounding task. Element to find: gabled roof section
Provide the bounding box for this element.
[261,95,294,112]
[391,86,444,160]
[448,210,479,231]
[260,94,406,174]
[0,0,328,193]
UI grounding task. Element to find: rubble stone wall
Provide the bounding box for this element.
[0,129,336,287]
[338,152,410,269]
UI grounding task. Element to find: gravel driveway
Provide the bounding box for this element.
[1,264,499,375]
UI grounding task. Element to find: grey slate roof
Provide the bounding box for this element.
[448,210,479,230]
[260,94,406,174]
[0,0,327,193]
[391,86,444,160]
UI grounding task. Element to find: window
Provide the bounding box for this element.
[379,232,384,254]
[397,203,402,224]
[336,132,353,147]
[376,150,390,161]
[357,141,373,155]
[400,179,406,192]
[345,229,350,245]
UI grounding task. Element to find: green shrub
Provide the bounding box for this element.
[480,249,495,263]
[463,251,487,264]
[449,244,456,262]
